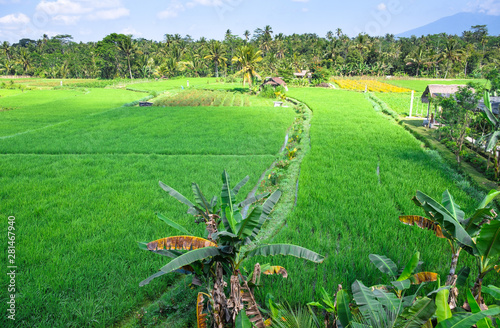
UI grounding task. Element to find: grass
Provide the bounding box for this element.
[0,83,293,327]
[251,87,497,306]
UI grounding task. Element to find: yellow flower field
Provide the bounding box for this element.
[333,79,413,93]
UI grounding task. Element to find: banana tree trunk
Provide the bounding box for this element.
[446,249,461,285]
[472,272,487,306]
[446,249,461,309]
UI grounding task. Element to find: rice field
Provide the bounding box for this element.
[0,80,294,327]
[153,89,272,107]
[1,78,497,327]
[252,88,493,305]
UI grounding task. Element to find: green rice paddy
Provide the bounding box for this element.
[0,79,294,327]
[1,78,496,327]
[255,88,493,304]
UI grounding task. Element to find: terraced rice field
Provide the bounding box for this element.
[0,80,295,327]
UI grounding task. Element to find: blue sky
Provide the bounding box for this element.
[0,0,499,43]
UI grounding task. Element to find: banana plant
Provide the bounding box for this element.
[139,170,324,328]
[400,189,500,304]
[480,91,500,179]
[369,252,438,296]
[158,173,269,227]
[435,288,500,328]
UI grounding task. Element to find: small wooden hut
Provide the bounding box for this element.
[260,77,288,91]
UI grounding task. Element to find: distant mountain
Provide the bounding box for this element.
[397,12,500,38]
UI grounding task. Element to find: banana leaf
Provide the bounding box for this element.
[236,206,263,239]
[398,252,420,281]
[263,266,288,278]
[391,280,411,291]
[352,280,384,327]
[159,181,195,208]
[336,289,353,328]
[442,190,465,222]
[466,289,492,328]
[397,297,436,328]
[237,192,269,208]
[232,175,249,196]
[399,215,445,238]
[414,191,474,248]
[192,182,211,214]
[260,190,282,221]
[475,220,500,259]
[235,309,253,328]
[410,272,438,284]
[435,289,451,323]
[483,285,500,300]
[373,289,402,315]
[147,236,217,251]
[436,307,500,328]
[221,170,236,206]
[156,213,193,236]
[369,254,398,277]
[477,189,500,210]
[245,244,324,263]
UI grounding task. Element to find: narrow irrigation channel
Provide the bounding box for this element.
[255,88,487,306]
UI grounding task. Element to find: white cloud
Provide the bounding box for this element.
[52,14,80,25]
[36,0,92,15]
[88,7,129,20]
[158,1,185,19]
[120,27,142,37]
[0,13,30,25]
[302,7,309,12]
[36,0,130,21]
[466,0,500,15]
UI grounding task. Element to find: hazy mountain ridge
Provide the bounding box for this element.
[397,12,500,37]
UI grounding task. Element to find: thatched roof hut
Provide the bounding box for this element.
[261,77,288,91]
[293,70,312,79]
[421,84,468,103]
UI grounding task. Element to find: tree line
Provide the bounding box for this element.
[0,25,499,81]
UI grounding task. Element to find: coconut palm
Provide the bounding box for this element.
[243,30,250,43]
[16,48,31,75]
[1,41,11,61]
[204,40,227,78]
[405,45,428,77]
[232,45,263,88]
[440,37,462,78]
[117,36,136,79]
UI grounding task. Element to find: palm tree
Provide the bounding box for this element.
[16,48,31,75]
[232,45,263,88]
[440,37,462,78]
[117,36,136,79]
[204,40,227,78]
[1,41,11,61]
[0,59,14,76]
[405,45,428,77]
[243,30,250,43]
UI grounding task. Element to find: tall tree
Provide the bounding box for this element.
[204,40,227,78]
[117,36,136,79]
[232,45,263,88]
